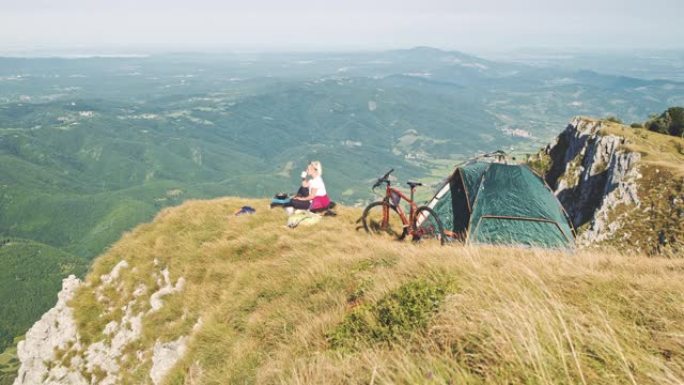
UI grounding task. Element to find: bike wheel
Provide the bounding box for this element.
[413,206,446,245]
[362,201,407,240]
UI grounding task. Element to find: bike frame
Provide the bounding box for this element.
[364,170,445,244]
[381,183,419,230]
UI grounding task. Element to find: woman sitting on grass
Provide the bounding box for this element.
[286,161,330,213]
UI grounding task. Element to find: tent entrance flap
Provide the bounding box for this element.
[449,170,470,234]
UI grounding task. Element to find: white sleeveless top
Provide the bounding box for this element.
[309,176,327,197]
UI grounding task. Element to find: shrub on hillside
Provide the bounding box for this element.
[328,279,449,349]
[527,152,552,176]
[646,107,684,137]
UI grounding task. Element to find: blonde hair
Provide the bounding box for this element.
[310,161,323,176]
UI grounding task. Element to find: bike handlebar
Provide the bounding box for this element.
[372,168,394,189]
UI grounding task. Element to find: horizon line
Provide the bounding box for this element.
[2,44,684,59]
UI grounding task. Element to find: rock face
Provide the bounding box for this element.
[13,261,195,385]
[541,117,641,245]
[151,337,188,385]
[14,275,86,385]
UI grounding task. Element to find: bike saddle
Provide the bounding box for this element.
[406,181,423,188]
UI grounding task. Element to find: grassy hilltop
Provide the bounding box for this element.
[54,197,684,385]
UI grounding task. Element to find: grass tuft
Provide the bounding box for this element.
[328,279,449,349]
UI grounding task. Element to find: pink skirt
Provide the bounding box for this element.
[310,195,331,210]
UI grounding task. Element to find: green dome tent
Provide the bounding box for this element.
[423,161,575,248]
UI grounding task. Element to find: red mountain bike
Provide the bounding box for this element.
[361,169,446,245]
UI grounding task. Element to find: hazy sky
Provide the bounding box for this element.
[1,0,682,53]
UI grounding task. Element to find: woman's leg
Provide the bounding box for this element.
[289,199,311,210]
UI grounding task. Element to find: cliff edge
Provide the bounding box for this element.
[530,117,684,253]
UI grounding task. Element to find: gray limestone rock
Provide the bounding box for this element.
[13,261,194,385]
[544,117,641,245]
[13,275,88,385]
[150,337,188,385]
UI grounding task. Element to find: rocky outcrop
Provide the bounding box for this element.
[13,260,195,385]
[541,117,641,245]
[150,268,185,313]
[14,275,85,385]
[151,336,188,385]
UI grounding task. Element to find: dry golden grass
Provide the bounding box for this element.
[68,197,684,385]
